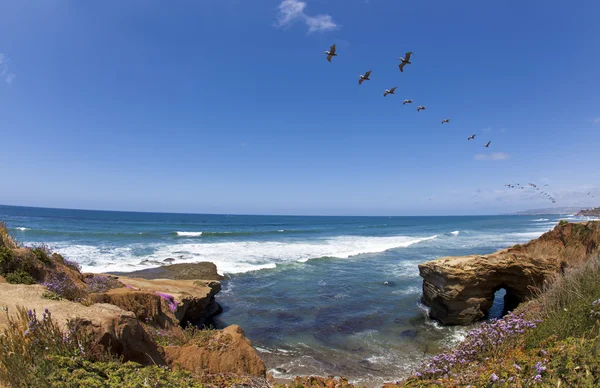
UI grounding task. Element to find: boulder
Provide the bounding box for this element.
[108,277,222,327]
[0,283,164,365]
[164,325,266,377]
[419,221,600,325]
[109,262,224,281]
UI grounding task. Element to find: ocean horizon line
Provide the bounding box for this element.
[0,203,568,219]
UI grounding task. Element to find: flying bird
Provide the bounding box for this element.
[468,134,476,140]
[383,87,397,97]
[358,70,371,85]
[417,105,426,112]
[441,118,450,124]
[403,99,413,105]
[398,52,413,72]
[324,44,337,63]
[484,141,491,147]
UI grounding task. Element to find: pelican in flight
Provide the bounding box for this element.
[417,105,426,112]
[358,70,371,85]
[398,52,413,72]
[441,118,450,124]
[484,141,491,148]
[468,134,476,140]
[383,87,397,97]
[324,44,337,62]
[403,99,413,105]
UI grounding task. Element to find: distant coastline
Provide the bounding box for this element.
[577,207,600,217]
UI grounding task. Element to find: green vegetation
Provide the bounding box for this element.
[0,222,17,249]
[0,306,258,388]
[41,290,62,300]
[559,220,569,227]
[400,255,600,387]
[5,269,37,284]
[45,357,205,388]
[32,245,54,265]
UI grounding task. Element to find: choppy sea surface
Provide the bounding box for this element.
[2,205,595,385]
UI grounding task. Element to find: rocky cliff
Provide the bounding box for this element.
[0,223,266,384]
[419,221,600,325]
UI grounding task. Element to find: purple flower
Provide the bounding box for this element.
[514,363,521,371]
[491,373,499,382]
[156,292,178,312]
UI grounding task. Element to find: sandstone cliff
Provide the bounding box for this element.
[419,221,600,325]
[0,223,266,382]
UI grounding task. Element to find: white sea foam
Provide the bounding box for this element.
[391,286,421,296]
[41,234,438,274]
[450,230,460,236]
[16,227,29,231]
[176,231,203,237]
[532,218,549,221]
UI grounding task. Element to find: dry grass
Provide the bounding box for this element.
[530,254,600,319]
[0,222,17,249]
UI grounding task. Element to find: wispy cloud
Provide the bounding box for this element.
[474,152,510,161]
[482,126,492,132]
[276,0,338,33]
[593,117,600,124]
[0,53,16,84]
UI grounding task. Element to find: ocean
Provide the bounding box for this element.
[0,205,592,385]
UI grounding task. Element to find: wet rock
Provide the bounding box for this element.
[110,262,224,281]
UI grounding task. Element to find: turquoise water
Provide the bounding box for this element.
[0,205,585,385]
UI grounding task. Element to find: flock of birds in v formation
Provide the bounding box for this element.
[323,44,600,207]
[323,44,491,148]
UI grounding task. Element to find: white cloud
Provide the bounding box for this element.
[0,53,16,84]
[276,0,338,33]
[482,126,492,132]
[593,117,600,124]
[474,152,510,161]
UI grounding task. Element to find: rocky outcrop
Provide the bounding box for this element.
[164,325,266,377]
[419,221,600,325]
[108,277,222,327]
[0,283,165,365]
[109,262,225,281]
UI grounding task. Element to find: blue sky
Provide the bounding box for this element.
[0,0,599,216]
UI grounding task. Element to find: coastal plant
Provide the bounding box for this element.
[4,269,37,284]
[526,255,600,347]
[41,290,62,300]
[62,256,82,272]
[84,274,123,293]
[414,312,539,380]
[156,291,178,312]
[0,246,15,273]
[45,357,206,387]
[0,222,17,249]
[44,271,86,301]
[0,306,110,386]
[31,245,53,266]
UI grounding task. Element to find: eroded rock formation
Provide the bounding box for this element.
[419,221,600,325]
[164,325,266,377]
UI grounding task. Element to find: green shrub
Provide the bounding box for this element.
[46,357,205,387]
[0,246,15,272]
[526,256,600,348]
[4,269,37,284]
[32,246,53,266]
[0,306,112,387]
[41,291,62,300]
[559,220,569,227]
